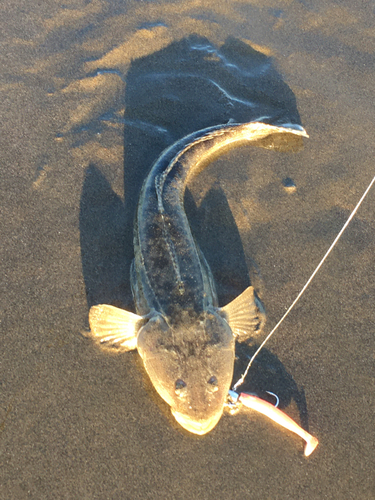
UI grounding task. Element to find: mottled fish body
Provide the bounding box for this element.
[89,122,307,434]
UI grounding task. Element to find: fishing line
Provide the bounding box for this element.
[233,173,375,391]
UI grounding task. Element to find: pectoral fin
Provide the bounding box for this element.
[220,286,265,341]
[88,304,143,351]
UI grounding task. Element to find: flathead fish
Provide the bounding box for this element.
[88,122,307,435]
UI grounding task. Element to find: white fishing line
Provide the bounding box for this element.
[233,173,375,391]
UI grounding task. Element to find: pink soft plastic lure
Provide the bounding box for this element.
[227,391,319,456]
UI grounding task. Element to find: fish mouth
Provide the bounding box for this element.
[171,409,223,435]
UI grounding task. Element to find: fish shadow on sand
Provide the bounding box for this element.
[80,34,309,430]
[80,166,132,310]
[185,184,253,305]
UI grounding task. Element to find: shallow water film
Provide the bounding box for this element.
[1,1,375,498]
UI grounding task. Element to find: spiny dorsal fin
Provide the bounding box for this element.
[88,304,143,351]
[220,286,265,341]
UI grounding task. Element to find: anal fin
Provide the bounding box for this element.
[220,286,265,341]
[88,304,143,351]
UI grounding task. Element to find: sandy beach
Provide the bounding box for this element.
[1,1,374,498]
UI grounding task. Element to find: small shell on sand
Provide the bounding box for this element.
[282,177,297,193]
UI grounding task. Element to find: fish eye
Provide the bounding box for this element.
[175,379,187,397]
[207,376,218,392]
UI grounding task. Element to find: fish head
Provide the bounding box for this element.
[137,309,235,435]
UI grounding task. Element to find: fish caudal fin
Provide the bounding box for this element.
[88,304,143,351]
[220,286,265,341]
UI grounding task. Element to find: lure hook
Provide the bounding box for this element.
[265,391,279,408]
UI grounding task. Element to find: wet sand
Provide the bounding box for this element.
[1,1,375,498]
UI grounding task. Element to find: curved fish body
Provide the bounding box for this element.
[89,121,308,435]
